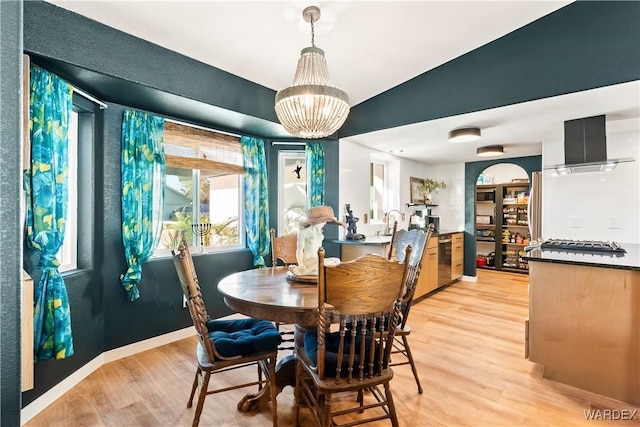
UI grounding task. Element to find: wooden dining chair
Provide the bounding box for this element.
[270,228,298,266]
[386,220,399,260]
[269,228,298,350]
[386,223,434,394]
[172,237,282,427]
[294,247,412,427]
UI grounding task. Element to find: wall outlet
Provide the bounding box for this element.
[607,216,620,229]
[182,294,188,309]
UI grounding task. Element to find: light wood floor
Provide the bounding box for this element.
[25,270,640,426]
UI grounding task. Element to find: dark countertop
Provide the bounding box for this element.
[523,243,640,271]
[329,229,463,246]
[408,226,462,236]
[433,229,463,236]
[328,236,392,246]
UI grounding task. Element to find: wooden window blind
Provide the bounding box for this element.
[163,121,243,176]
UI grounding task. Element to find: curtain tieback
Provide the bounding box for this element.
[120,265,142,301]
[39,253,61,271]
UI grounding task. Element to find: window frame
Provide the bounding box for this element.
[58,95,96,274]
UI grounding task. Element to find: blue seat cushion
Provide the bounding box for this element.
[205,318,282,358]
[304,327,388,376]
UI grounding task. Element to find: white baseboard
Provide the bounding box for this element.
[462,274,477,282]
[20,326,194,425]
[102,326,195,364]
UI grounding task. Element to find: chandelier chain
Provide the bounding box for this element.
[310,15,315,47]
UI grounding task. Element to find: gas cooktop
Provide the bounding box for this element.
[541,239,626,254]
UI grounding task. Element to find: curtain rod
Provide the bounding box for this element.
[72,86,108,110]
[271,142,306,146]
[164,118,241,139]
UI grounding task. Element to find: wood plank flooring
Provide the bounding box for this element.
[24,270,640,426]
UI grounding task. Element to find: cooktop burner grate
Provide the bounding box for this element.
[541,239,626,254]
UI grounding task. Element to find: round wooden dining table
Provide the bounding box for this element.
[217,266,318,412]
[218,265,318,325]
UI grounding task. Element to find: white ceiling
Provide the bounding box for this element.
[47,0,640,164]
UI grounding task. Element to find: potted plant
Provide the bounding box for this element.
[419,179,447,203]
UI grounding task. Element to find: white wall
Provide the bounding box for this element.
[421,163,466,232]
[541,129,640,244]
[339,140,465,235]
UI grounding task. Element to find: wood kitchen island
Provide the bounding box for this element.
[524,244,640,405]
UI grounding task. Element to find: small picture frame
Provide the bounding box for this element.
[410,177,424,204]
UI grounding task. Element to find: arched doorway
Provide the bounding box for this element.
[475,164,529,274]
[463,156,541,277]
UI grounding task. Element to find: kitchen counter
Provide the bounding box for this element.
[523,243,640,271]
[329,228,463,246]
[407,227,462,237]
[525,244,640,405]
[434,229,462,236]
[328,235,392,245]
[329,236,391,261]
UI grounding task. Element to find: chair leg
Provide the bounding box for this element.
[357,389,364,413]
[402,335,423,394]
[268,356,279,427]
[293,359,302,427]
[191,369,211,427]
[187,367,200,408]
[322,393,332,427]
[384,381,400,427]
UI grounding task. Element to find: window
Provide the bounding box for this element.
[58,96,96,273]
[369,154,401,222]
[57,110,78,272]
[370,161,386,221]
[278,150,307,235]
[153,122,244,256]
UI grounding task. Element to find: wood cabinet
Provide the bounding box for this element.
[451,232,463,280]
[527,261,640,404]
[414,235,439,299]
[475,182,530,274]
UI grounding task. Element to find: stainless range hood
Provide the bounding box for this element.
[548,115,635,174]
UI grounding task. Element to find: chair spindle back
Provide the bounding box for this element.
[315,246,412,382]
[270,228,298,266]
[172,237,235,364]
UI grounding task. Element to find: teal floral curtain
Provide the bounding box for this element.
[241,136,270,267]
[306,142,325,208]
[25,65,74,360]
[120,109,165,301]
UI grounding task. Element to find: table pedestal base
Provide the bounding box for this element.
[237,353,297,413]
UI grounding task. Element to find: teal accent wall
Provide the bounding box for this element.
[341,1,640,137]
[1,1,24,424]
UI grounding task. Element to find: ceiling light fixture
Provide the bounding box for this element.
[448,127,481,143]
[477,145,504,157]
[275,6,350,139]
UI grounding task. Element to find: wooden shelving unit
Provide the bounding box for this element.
[475,182,531,274]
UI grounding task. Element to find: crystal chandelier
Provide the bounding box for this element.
[275,6,350,139]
